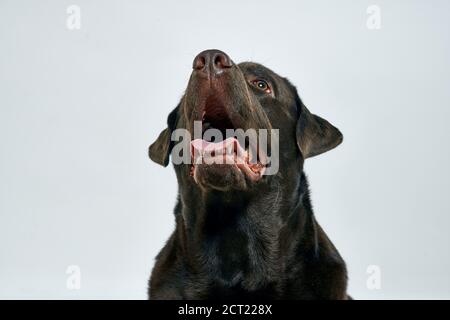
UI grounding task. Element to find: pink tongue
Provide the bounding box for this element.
[190,137,263,181]
[190,139,223,152]
[190,137,245,162]
[191,137,230,152]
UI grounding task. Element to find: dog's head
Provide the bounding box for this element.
[149,50,342,193]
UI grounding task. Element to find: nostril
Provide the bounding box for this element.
[214,55,222,67]
[193,55,206,70]
[214,53,232,69]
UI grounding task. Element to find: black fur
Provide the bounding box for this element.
[148,52,349,300]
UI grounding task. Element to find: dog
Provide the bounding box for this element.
[148,49,349,299]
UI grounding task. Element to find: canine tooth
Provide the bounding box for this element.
[194,153,202,164]
[234,149,244,165]
[192,148,203,164]
[248,146,258,164]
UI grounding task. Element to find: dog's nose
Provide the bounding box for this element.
[193,49,233,75]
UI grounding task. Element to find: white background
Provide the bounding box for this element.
[1,0,449,299]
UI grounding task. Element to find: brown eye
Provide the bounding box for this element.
[252,79,271,94]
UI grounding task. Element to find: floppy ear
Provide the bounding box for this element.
[296,105,343,159]
[148,104,180,167]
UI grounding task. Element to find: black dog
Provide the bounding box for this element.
[148,50,349,299]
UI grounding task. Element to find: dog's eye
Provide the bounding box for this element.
[251,79,272,94]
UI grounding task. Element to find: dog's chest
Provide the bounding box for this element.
[200,225,280,295]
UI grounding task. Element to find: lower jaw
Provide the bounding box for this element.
[192,155,263,179]
[190,161,263,191]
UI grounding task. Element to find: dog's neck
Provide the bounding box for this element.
[175,172,318,293]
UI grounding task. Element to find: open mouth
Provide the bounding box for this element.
[189,94,266,182]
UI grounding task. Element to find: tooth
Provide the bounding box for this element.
[249,146,257,164]
[195,150,202,164]
[234,149,242,165]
